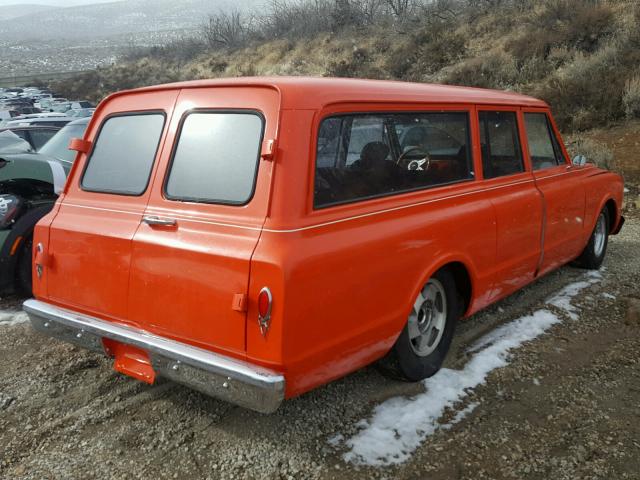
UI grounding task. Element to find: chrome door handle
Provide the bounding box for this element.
[142,215,177,227]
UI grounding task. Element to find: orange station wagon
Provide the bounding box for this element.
[24,77,625,413]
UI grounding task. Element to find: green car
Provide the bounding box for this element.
[0,117,90,294]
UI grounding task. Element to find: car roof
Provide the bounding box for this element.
[0,125,60,131]
[109,76,548,109]
[6,116,73,125]
[68,117,91,125]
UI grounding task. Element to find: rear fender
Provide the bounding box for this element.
[408,253,479,325]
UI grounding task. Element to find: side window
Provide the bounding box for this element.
[479,111,524,179]
[314,112,473,208]
[546,115,567,165]
[165,112,263,205]
[524,112,563,170]
[82,113,165,195]
[316,117,343,168]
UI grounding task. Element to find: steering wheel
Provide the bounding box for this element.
[396,146,431,171]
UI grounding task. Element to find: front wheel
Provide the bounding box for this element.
[379,269,459,381]
[575,208,609,270]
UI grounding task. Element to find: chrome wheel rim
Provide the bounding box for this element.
[407,278,447,357]
[593,212,606,257]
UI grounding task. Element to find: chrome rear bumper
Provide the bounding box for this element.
[23,299,285,413]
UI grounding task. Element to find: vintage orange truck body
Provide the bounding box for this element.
[24,78,624,412]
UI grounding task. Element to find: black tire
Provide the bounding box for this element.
[15,236,33,296]
[379,269,459,381]
[575,208,609,270]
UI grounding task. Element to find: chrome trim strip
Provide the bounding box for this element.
[23,299,285,413]
[62,178,534,234]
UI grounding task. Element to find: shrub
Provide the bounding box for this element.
[507,0,615,60]
[623,74,640,119]
[326,47,384,78]
[258,0,336,40]
[445,50,519,89]
[566,136,616,171]
[536,45,629,130]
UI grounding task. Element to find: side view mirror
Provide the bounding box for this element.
[572,154,587,166]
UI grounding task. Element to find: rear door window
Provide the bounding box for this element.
[165,111,264,205]
[81,113,165,195]
[479,111,524,179]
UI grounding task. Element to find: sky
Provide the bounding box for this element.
[0,0,116,6]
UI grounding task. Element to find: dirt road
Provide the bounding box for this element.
[1,212,639,480]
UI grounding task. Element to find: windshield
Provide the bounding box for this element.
[38,122,87,163]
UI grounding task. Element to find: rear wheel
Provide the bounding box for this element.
[379,269,459,381]
[16,236,33,296]
[575,208,609,270]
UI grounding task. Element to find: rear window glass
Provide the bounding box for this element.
[28,129,57,150]
[82,113,165,195]
[315,112,472,208]
[165,112,264,205]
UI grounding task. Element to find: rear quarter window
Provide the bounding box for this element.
[165,111,264,205]
[81,113,165,195]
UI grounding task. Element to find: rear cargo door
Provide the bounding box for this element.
[45,90,179,321]
[127,87,279,355]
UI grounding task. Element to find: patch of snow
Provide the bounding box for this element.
[0,310,28,326]
[601,292,616,300]
[546,272,601,320]
[533,378,541,386]
[624,187,629,193]
[328,434,344,447]
[442,402,479,430]
[339,309,561,466]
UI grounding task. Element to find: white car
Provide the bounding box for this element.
[4,116,73,128]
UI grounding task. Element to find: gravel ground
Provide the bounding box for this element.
[0,209,639,480]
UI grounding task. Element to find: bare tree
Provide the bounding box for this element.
[202,9,250,49]
[383,0,415,17]
[356,0,385,24]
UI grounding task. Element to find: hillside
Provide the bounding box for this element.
[0,4,56,21]
[0,0,259,41]
[0,0,263,76]
[53,0,640,135]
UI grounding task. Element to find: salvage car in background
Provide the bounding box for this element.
[0,125,60,151]
[5,116,73,129]
[24,78,624,413]
[0,117,90,294]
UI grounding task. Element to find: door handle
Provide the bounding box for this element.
[142,215,177,227]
